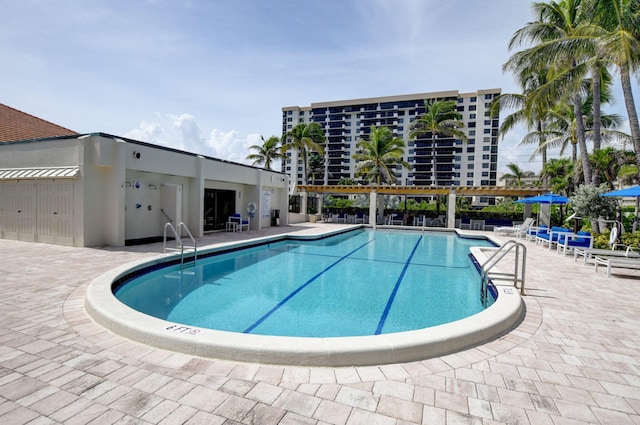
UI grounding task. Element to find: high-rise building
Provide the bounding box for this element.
[282,89,501,203]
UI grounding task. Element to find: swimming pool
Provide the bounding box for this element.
[85,227,525,366]
[114,229,494,337]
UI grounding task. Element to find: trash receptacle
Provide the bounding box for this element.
[272,209,280,226]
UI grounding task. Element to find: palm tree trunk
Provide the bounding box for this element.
[620,67,640,182]
[432,134,437,186]
[573,94,592,185]
[592,67,602,187]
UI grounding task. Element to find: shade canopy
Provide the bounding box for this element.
[515,194,569,204]
[601,185,640,197]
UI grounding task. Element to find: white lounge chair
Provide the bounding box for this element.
[494,217,535,237]
[573,226,636,263]
[594,255,640,277]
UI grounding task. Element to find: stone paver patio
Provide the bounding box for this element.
[0,223,639,424]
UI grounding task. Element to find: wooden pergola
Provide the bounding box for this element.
[296,185,548,228]
[297,185,547,197]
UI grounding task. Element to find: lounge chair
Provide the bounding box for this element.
[387,213,403,225]
[354,212,366,224]
[573,226,636,263]
[575,245,639,264]
[494,217,535,237]
[594,255,640,277]
[525,224,547,241]
[335,212,348,223]
[556,231,592,256]
[536,226,571,250]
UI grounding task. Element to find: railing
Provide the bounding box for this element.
[163,222,197,269]
[480,240,526,307]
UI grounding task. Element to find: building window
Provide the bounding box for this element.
[467,180,474,185]
[469,105,476,111]
[470,113,476,119]
[468,155,474,161]
[467,147,475,153]
[482,163,489,168]
[469,130,476,136]
[468,164,474,169]
[483,146,490,151]
[467,172,474,177]
[482,171,489,177]
[468,122,476,128]
[484,93,493,99]
[484,129,491,134]
[470,97,477,102]
[483,154,490,159]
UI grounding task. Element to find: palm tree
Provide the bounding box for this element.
[540,158,575,194]
[246,135,283,170]
[589,0,640,180]
[505,0,595,184]
[281,123,325,185]
[307,152,324,185]
[501,162,536,187]
[492,67,556,166]
[409,100,467,186]
[353,126,410,185]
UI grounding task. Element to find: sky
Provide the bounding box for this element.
[1,0,636,174]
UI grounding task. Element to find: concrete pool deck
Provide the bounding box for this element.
[1,223,639,424]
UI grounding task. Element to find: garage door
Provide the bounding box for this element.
[0,167,77,246]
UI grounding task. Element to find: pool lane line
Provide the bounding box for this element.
[243,238,377,334]
[375,234,423,335]
[268,245,470,269]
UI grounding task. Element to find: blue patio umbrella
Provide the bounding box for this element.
[514,193,569,204]
[515,194,568,226]
[601,185,640,231]
[600,185,640,197]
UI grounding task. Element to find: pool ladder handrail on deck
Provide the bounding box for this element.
[480,240,526,306]
[163,222,197,269]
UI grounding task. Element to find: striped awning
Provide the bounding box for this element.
[0,166,79,180]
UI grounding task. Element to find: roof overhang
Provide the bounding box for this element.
[0,166,79,180]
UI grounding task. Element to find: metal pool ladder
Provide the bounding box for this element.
[480,240,526,306]
[163,222,198,269]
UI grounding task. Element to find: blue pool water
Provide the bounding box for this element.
[114,229,495,337]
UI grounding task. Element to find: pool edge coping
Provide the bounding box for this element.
[84,228,525,367]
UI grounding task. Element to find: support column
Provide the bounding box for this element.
[369,189,377,228]
[447,190,456,229]
[301,190,308,220]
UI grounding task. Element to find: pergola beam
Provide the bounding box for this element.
[297,185,547,197]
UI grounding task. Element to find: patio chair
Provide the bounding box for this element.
[470,219,485,230]
[525,224,547,242]
[493,217,534,237]
[573,226,637,264]
[354,212,366,224]
[229,214,250,232]
[335,212,348,223]
[594,255,640,277]
[556,231,593,256]
[387,213,403,225]
[536,226,571,250]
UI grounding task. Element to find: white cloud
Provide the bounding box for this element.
[124,113,261,166]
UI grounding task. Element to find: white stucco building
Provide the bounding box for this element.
[0,133,289,247]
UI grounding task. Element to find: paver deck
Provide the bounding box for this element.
[0,223,639,424]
